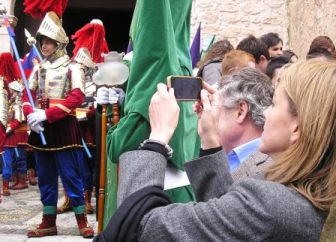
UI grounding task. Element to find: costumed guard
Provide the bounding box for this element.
[3,80,29,193]
[57,19,109,215]
[58,48,96,215]
[76,48,96,214]
[0,57,9,197]
[0,53,22,196]
[22,12,94,238]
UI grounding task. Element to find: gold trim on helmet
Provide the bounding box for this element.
[36,12,69,49]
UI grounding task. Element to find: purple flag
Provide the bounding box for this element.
[126,40,133,53]
[190,23,201,68]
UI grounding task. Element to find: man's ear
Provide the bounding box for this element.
[237,100,249,124]
[259,55,268,63]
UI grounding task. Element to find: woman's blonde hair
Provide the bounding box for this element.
[222,50,256,76]
[266,59,336,212]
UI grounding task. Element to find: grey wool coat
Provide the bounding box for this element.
[117,150,325,242]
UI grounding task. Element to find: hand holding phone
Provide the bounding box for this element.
[148,83,180,144]
[193,81,221,149]
[167,76,203,101]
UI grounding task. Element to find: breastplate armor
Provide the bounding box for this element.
[82,69,96,108]
[8,96,25,123]
[39,55,71,99]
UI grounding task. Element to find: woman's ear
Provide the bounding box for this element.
[289,118,299,144]
[237,100,249,124]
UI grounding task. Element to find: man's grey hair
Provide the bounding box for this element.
[218,67,274,129]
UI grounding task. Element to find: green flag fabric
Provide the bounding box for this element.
[103,0,200,226]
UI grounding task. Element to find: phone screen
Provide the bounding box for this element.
[168,76,203,101]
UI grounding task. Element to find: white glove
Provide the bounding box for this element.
[77,113,88,122]
[109,87,125,104]
[27,108,47,127]
[29,123,44,134]
[27,36,37,46]
[6,127,12,134]
[96,87,110,105]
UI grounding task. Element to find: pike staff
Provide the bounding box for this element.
[2,14,46,145]
[93,52,129,232]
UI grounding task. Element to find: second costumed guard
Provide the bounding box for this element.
[0,53,10,197]
[57,47,97,215]
[57,19,110,215]
[22,12,94,238]
[3,80,29,193]
[0,53,29,195]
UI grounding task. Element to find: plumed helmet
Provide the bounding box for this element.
[36,11,69,48]
[74,48,95,69]
[71,19,109,63]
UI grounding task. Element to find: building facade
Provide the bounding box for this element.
[1,0,336,59]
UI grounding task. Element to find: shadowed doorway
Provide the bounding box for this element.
[13,0,135,57]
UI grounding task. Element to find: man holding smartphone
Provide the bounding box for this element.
[165,68,274,180]
[195,67,274,180]
[101,68,273,181]
[94,67,275,241]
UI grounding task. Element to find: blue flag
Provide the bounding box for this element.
[22,47,39,70]
[190,23,201,68]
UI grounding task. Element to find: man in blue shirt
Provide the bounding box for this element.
[216,67,274,178]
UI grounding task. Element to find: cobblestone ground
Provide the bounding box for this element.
[0,178,98,242]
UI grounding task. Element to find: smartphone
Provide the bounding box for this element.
[167,75,203,101]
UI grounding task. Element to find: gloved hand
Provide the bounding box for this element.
[6,127,12,134]
[77,113,88,122]
[29,123,44,134]
[96,87,110,105]
[109,87,125,104]
[27,108,47,127]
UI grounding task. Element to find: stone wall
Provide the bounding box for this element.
[287,0,336,58]
[191,0,336,58]
[190,0,288,52]
[1,0,336,59]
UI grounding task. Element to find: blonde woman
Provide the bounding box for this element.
[95,60,334,242]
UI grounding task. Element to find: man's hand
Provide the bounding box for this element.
[29,123,44,134]
[149,83,180,144]
[193,82,221,149]
[27,108,47,127]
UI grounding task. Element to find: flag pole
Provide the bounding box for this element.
[206,35,216,52]
[3,16,46,145]
[24,29,43,62]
